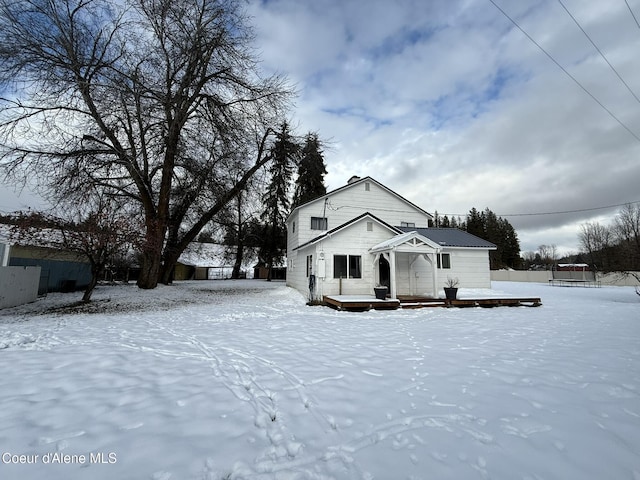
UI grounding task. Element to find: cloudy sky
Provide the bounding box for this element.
[2,0,639,255]
[246,0,640,255]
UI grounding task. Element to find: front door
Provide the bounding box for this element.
[379,255,390,289]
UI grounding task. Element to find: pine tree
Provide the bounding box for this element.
[462,207,521,269]
[260,122,300,280]
[292,133,327,208]
[465,208,484,237]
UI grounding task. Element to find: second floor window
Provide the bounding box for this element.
[311,217,328,230]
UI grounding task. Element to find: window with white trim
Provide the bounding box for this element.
[333,255,362,279]
[311,217,328,230]
[437,253,451,269]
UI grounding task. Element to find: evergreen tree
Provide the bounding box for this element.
[465,208,484,237]
[260,122,300,280]
[462,207,521,269]
[292,133,327,208]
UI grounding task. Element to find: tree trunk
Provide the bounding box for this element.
[82,263,100,303]
[138,251,162,289]
[160,248,181,285]
[232,241,244,279]
[137,216,165,289]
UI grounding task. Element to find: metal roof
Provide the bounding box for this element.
[397,227,497,249]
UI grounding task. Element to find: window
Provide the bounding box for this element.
[401,222,415,227]
[437,253,451,269]
[306,255,313,277]
[311,217,328,230]
[349,255,362,278]
[333,255,362,278]
[334,255,347,278]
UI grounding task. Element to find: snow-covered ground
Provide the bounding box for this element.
[0,280,638,480]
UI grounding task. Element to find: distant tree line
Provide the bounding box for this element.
[430,208,521,270]
[520,244,559,271]
[578,203,640,282]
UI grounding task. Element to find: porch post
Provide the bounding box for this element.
[432,251,439,297]
[372,253,380,289]
[390,248,397,299]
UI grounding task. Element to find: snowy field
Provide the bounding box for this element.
[0,280,638,480]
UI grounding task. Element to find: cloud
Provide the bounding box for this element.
[2,0,639,257]
[248,0,640,254]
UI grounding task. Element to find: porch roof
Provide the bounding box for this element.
[369,230,441,254]
[397,227,497,249]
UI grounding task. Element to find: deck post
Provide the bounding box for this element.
[390,248,397,299]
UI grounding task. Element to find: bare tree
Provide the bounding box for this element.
[0,0,293,289]
[537,244,558,269]
[8,197,137,302]
[613,203,640,283]
[579,221,613,271]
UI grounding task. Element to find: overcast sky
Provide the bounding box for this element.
[2,0,640,255]
[245,0,640,255]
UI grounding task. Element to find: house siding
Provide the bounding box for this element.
[288,217,399,298]
[286,177,494,299]
[438,248,491,289]
[288,179,429,251]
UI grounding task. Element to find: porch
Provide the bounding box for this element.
[323,294,542,311]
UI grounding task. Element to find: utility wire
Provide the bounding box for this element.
[488,0,640,143]
[558,0,640,104]
[441,199,640,219]
[625,0,640,29]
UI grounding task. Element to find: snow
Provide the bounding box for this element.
[0,280,639,480]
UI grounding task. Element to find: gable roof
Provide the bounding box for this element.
[287,176,432,221]
[397,227,497,249]
[294,212,402,251]
[370,230,442,254]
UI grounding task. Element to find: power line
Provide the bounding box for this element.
[625,0,640,29]
[558,0,640,104]
[488,0,640,143]
[441,199,640,219]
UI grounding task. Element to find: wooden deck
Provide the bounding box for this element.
[323,295,542,311]
[323,295,401,311]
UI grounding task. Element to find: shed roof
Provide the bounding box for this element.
[397,227,497,249]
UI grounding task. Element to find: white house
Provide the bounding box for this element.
[286,176,496,301]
